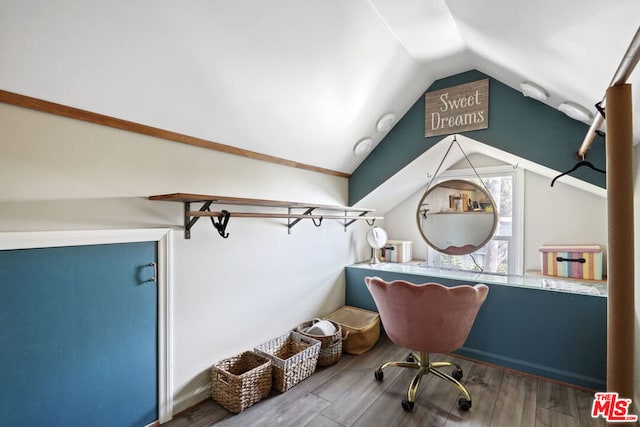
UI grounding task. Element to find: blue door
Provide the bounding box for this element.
[0,241,158,427]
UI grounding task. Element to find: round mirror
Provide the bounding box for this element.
[416,179,498,255]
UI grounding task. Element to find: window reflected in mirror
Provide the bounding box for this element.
[417,179,497,256]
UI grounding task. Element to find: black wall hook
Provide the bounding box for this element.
[211,210,231,238]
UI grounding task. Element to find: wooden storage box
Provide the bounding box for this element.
[378,240,413,263]
[254,331,320,392]
[539,244,603,280]
[210,351,272,413]
[324,306,380,355]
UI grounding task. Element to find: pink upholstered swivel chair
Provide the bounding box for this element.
[364,276,489,412]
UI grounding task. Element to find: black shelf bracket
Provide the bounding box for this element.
[287,207,316,234]
[184,201,231,239]
[345,211,369,231]
[184,201,212,239]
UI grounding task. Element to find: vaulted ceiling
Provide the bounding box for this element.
[1,0,639,175]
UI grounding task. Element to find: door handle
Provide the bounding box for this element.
[146,262,157,283]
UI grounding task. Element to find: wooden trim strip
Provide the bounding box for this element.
[0,89,350,178]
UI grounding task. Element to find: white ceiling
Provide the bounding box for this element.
[1,0,639,175]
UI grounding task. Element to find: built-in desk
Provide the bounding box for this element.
[345,262,606,390]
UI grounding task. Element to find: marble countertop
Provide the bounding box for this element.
[348,261,607,297]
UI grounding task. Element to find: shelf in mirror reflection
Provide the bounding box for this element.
[417,179,497,255]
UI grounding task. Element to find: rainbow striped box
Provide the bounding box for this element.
[539,245,603,280]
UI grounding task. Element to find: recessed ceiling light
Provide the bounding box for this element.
[354,138,373,156]
[558,102,593,122]
[519,81,548,101]
[376,113,396,132]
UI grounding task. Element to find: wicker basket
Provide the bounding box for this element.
[254,331,321,392]
[210,351,273,413]
[296,319,342,367]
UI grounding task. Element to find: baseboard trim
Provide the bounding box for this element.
[171,392,211,420]
[455,346,606,391]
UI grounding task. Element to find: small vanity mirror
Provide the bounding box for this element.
[416,179,498,255]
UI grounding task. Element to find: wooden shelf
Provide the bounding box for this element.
[438,181,481,191]
[429,211,492,215]
[149,193,381,239]
[149,193,371,211]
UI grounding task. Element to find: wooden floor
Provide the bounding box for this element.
[163,336,612,427]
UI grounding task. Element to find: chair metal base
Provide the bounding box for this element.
[374,351,472,411]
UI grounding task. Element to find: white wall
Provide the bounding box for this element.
[523,171,608,272]
[382,157,608,274]
[0,103,371,414]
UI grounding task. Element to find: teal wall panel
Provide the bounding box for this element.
[0,242,158,427]
[345,266,606,390]
[349,70,606,204]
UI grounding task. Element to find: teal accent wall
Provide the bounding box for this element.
[345,266,606,390]
[349,70,606,205]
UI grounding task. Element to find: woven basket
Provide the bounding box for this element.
[254,331,321,392]
[211,351,272,413]
[296,319,342,366]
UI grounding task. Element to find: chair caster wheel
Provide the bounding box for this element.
[401,400,414,412]
[452,368,463,381]
[374,370,384,381]
[406,353,415,362]
[458,398,472,411]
